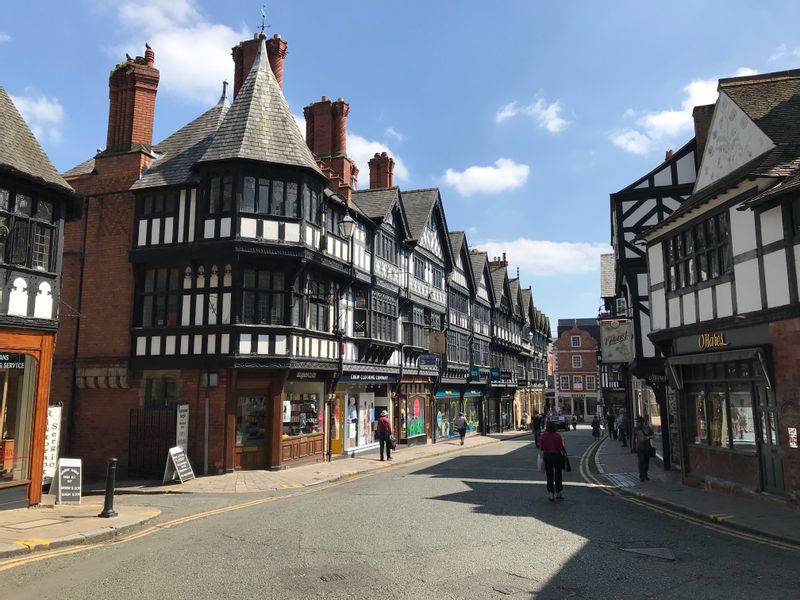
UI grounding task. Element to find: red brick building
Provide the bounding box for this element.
[553,323,600,418]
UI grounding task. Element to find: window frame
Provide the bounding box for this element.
[570,335,581,348]
[137,267,181,328]
[0,185,58,273]
[571,355,582,368]
[664,210,732,294]
[559,375,570,391]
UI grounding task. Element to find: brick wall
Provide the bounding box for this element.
[770,317,800,506]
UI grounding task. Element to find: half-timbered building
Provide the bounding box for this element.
[468,250,494,434]
[609,138,697,463]
[0,86,81,508]
[643,69,800,503]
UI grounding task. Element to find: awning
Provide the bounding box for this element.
[664,348,770,390]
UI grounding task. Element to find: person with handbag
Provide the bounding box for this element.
[377,409,394,461]
[539,421,567,501]
[633,416,655,481]
[455,411,469,446]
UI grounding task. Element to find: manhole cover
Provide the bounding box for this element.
[320,574,346,583]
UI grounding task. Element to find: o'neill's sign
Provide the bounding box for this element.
[600,319,633,364]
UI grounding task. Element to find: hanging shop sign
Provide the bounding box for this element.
[490,368,501,381]
[42,405,62,486]
[419,354,438,367]
[54,458,82,504]
[600,319,633,364]
[163,446,196,484]
[469,365,480,382]
[427,331,446,355]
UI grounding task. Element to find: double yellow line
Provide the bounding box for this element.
[578,438,800,554]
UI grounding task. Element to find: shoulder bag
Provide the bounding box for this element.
[560,448,571,472]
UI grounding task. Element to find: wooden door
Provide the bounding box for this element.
[756,385,784,494]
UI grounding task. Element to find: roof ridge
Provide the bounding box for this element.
[720,68,800,87]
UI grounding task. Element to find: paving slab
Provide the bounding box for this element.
[595,436,800,547]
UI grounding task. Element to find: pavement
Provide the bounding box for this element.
[0,429,525,560]
[593,432,800,547]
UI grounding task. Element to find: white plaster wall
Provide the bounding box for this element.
[760,206,784,246]
[682,293,696,325]
[648,244,664,285]
[668,297,681,328]
[676,151,696,184]
[653,165,671,187]
[716,282,733,318]
[730,206,757,255]
[651,290,666,331]
[764,249,790,307]
[734,259,761,313]
[698,287,714,321]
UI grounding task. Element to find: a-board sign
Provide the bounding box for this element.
[163,446,196,484]
[42,405,62,486]
[54,458,82,504]
[175,404,189,451]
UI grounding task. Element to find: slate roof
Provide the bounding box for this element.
[521,288,532,320]
[509,278,520,311]
[351,187,399,221]
[600,253,616,298]
[469,251,491,304]
[401,188,439,241]
[448,231,465,257]
[740,166,800,209]
[63,156,96,178]
[197,38,321,175]
[0,86,75,195]
[131,102,228,190]
[490,266,507,308]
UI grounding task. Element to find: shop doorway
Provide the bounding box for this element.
[129,407,177,477]
[756,385,783,494]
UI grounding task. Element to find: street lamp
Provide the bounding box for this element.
[338,213,356,240]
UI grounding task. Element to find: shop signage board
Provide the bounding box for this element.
[175,404,189,451]
[163,446,196,484]
[490,368,501,381]
[428,331,446,355]
[675,323,769,354]
[54,458,82,504]
[469,366,480,382]
[790,427,798,449]
[42,405,62,486]
[419,354,438,367]
[339,373,397,383]
[292,371,321,379]
[600,319,633,363]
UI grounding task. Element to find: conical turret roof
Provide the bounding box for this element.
[197,38,322,175]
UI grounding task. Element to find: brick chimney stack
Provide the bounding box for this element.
[106,44,160,152]
[489,253,508,268]
[232,33,288,97]
[304,96,358,201]
[369,152,394,189]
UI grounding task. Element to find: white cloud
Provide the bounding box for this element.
[769,43,788,62]
[495,98,570,133]
[114,0,247,105]
[348,134,410,185]
[442,158,529,197]
[475,238,612,277]
[384,127,404,142]
[10,94,65,143]
[610,67,757,155]
[0,33,11,43]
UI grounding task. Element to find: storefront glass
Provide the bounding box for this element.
[338,384,390,452]
[236,395,267,446]
[729,383,756,449]
[435,395,459,438]
[0,354,39,483]
[284,381,325,436]
[463,396,481,433]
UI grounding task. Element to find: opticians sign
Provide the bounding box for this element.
[600,319,633,364]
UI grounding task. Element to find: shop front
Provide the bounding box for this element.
[0,331,54,510]
[398,377,433,446]
[333,373,394,456]
[434,389,461,441]
[665,324,782,494]
[462,389,483,436]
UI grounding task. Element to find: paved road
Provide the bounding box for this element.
[3,430,796,599]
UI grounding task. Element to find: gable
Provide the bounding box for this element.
[477,270,490,301]
[419,210,447,259]
[694,91,775,192]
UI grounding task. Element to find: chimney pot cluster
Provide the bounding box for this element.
[304,97,357,201]
[368,151,394,189]
[232,32,288,96]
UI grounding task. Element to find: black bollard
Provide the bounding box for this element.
[98,457,118,518]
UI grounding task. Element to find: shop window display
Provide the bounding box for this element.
[464,398,480,432]
[283,393,321,436]
[401,394,426,439]
[729,383,756,449]
[236,396,266,446]
[0,354,38,483]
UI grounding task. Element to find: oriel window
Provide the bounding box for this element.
[139,267,180,327]
[0,187,57,272]
[241,269,291,325]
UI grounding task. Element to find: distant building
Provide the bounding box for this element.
[553,320,600,417]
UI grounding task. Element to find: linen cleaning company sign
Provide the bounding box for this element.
[600,319,633,364]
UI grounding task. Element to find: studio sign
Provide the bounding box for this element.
[698,332,729,351]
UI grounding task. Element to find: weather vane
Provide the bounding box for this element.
[259,4,270,36]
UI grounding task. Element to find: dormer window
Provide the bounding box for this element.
[571,335,581,348]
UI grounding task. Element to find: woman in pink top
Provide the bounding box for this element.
[539,420,566,501]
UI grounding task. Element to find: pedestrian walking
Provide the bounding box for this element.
[540,421,566,501]
[571,415,577,431]
[377,409,393,461]
[591,415,601,439]
[634,416,655,481]
[617,409,628,447]
[606,411,617,440]
[455,411,468,446]
[521,411,529,431]
[532,412,543,448]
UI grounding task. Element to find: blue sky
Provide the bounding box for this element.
[3,1,800,328]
